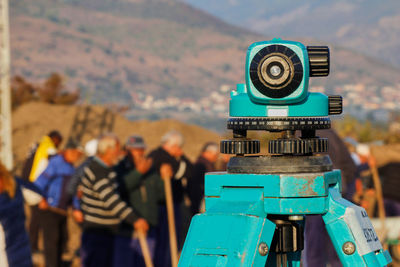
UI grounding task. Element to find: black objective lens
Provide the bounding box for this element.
[267,62,284,79]
[249,45,304,99]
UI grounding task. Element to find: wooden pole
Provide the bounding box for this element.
[369,151,387,244]
[163,177,179,267]
[47,206,68,216]
[370,164,386,222]
[137,230,154,267]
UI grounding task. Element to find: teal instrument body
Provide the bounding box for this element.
[230,39,330,117]
[179,171,391,266]
[178,39,391,266]
[230,84,329,117]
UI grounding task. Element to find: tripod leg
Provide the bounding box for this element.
[179,214,276,267]
[322,187,391,266]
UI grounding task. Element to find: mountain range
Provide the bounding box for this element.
[9,0,400,127]
[181,0,400,68]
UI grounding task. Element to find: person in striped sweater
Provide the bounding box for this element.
[77,134,148,267]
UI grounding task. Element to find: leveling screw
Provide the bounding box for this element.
[288,215,304,221]
[342,241,356,255]
[258,242,269,256]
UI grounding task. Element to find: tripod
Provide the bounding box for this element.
[179,126,391,266]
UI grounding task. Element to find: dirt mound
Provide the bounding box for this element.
[371,144,400,167]
[13,102,400,170]
[12,102,221,171]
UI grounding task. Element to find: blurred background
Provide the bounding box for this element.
[2,0,400,266]
[7,0,400,130]
[5,0,400,168]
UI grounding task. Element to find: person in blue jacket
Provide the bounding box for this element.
[34,140,83,267]
[0,160,45,267]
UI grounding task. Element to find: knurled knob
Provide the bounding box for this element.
[269,138,328,155]
[220,139,260,155]
[328,95,343,115]
[307,46,330,77]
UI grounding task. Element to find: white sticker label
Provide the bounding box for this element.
[343,206,382,255]
[267,108,288,117]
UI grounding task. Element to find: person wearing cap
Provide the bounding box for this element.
[34,140,83,267]
[113,135,172,267]
[66,138,99,214]
[188,142,219,215]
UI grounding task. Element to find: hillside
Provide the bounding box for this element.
[10,0,255,103]
[12,102,221,171]
[181,0,400,68]
[9,0,400,114]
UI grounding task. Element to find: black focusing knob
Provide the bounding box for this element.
[328,95,343,115]
[269,138,328,155]
[220,139,260,155]
[307,46,330,77]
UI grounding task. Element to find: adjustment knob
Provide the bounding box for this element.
[220,139,260,155]
[269,138,328,155]
[307,46,330,77]
[328,95,343,115]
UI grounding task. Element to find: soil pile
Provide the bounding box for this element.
[12,102,221,171]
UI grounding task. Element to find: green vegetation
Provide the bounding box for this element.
[124,68,141,85]
[333,115,400,144]
[11,73,79,109]
[65,67,77,78]
[221,63,232,72]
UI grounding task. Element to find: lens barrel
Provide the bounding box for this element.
[249,44,303,99]
[307,46,330,77]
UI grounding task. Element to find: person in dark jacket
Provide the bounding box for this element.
[113,135,172,267]
[77,134,148,267]
[188,142,219,215]
[303,129,357,267]
[34,141,83,267]
[0,161,45,267]
[148,130,193,267]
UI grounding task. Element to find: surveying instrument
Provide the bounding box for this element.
[179,39,392,266]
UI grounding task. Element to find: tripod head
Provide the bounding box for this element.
[221,39,342,156]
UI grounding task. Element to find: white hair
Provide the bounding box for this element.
[85,139,98,157]
[356,144,370,157]
[96,134,119,156]
[161,130,184,147]
[203,142,219,153]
